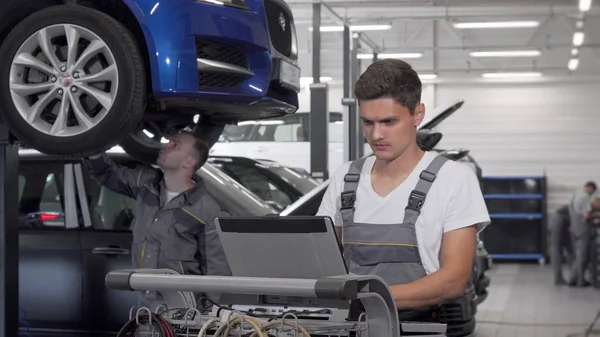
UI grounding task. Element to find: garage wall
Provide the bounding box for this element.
[298,81,600,213]
[434,82,600,213]
[297,83,436,113]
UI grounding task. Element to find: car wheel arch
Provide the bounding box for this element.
[78,0,155,95]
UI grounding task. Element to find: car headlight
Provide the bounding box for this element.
[196,0,249,10]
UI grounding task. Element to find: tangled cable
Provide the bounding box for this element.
[117,309,177,337]
[197,312,312,337]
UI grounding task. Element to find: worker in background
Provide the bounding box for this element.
[82,131,231,309]
[317,59,491,322]
[549,204,572,285]
[567,181,597,287]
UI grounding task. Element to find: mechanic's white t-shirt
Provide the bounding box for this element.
[316,151,491,275]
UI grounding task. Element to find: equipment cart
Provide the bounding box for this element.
[106,268,448,337]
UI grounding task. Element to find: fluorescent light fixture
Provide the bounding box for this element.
[419,74,438,80]
[349,24,392,31]
[470,50,541,57]
[572,48,579,56]
[568,58,580,71]
[579,0,592,12]
[358,52,423,59]
[481,72,543,78]
[453,21,539,29]
[308,24,392,32]
[573,32,585,46]
[300,76,333,85]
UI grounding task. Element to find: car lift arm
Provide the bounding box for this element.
[0,120,19,337]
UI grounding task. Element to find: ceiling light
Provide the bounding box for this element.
[573,32,585,46]
[481,72,543,78]
[572,48,579,56]
[300,76,333,84]
[349,24,392,31]
[453,21,539,29]
[358,52,423,59]
[308,24,392,32]
[470,50,541,57]
[576,20,584,29]
[579,0,592,12]
[568,58,580,71]
[419,74,438,80]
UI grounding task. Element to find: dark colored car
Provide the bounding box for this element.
[17,147,276,337]
[207,155,319,211]
[435,148,491,304]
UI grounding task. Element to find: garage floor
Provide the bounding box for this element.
[473,263,600,337]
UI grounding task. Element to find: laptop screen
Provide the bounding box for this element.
[214,216,348,279]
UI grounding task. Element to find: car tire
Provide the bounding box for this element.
[0,5,145,157]
[120,131,161,164]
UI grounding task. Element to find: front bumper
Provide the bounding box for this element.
[127,0,299,119]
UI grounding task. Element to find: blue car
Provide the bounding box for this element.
[0,0,300,161]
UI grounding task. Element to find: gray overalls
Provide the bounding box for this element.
[340,155,450,321]
[83,154,232,308]
[568,190,592,286]
[549,205,572,283]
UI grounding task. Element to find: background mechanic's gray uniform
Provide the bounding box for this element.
[549,204,572,283]
[340,155,461,321]
[83,154,232,307]
[568,188,593,285]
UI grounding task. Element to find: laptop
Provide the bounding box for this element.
[214,215,348,280]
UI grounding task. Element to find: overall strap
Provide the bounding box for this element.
[340,157,368,224]
[403,155,451,225]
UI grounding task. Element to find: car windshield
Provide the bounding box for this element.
[260,164,320,194]
[198,163,278,216]
[281,180,329,216]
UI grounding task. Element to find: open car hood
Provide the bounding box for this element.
[418,99,464,131]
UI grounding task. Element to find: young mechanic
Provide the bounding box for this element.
[83,131,231,307]
[317,59,491,321]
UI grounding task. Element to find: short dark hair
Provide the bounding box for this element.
[354,59,422,114]
[585,181,597,190]
[180,131,209,172]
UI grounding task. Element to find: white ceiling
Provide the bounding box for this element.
[288,0,600,84]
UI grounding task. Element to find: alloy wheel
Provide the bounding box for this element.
[9,24,119,137]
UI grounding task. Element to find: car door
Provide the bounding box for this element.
[74,160,139,334]
[18,160,84,335]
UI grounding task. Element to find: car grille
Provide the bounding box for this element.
[264,0,294,59]
[195,39,249,88]
[198,73,248,88]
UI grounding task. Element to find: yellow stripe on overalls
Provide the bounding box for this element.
[344,241,417,247]
[182,208,206,225]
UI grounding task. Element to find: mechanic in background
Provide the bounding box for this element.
[317,59,490,321]
[83,131,232,308]
[549,204,572,285]
[568,181,597,287]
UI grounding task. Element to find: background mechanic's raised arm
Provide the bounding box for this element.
[82,153,159,199]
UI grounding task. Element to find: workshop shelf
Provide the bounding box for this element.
[481,175,548,265]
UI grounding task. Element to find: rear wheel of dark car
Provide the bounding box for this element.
[0,5,145,157]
